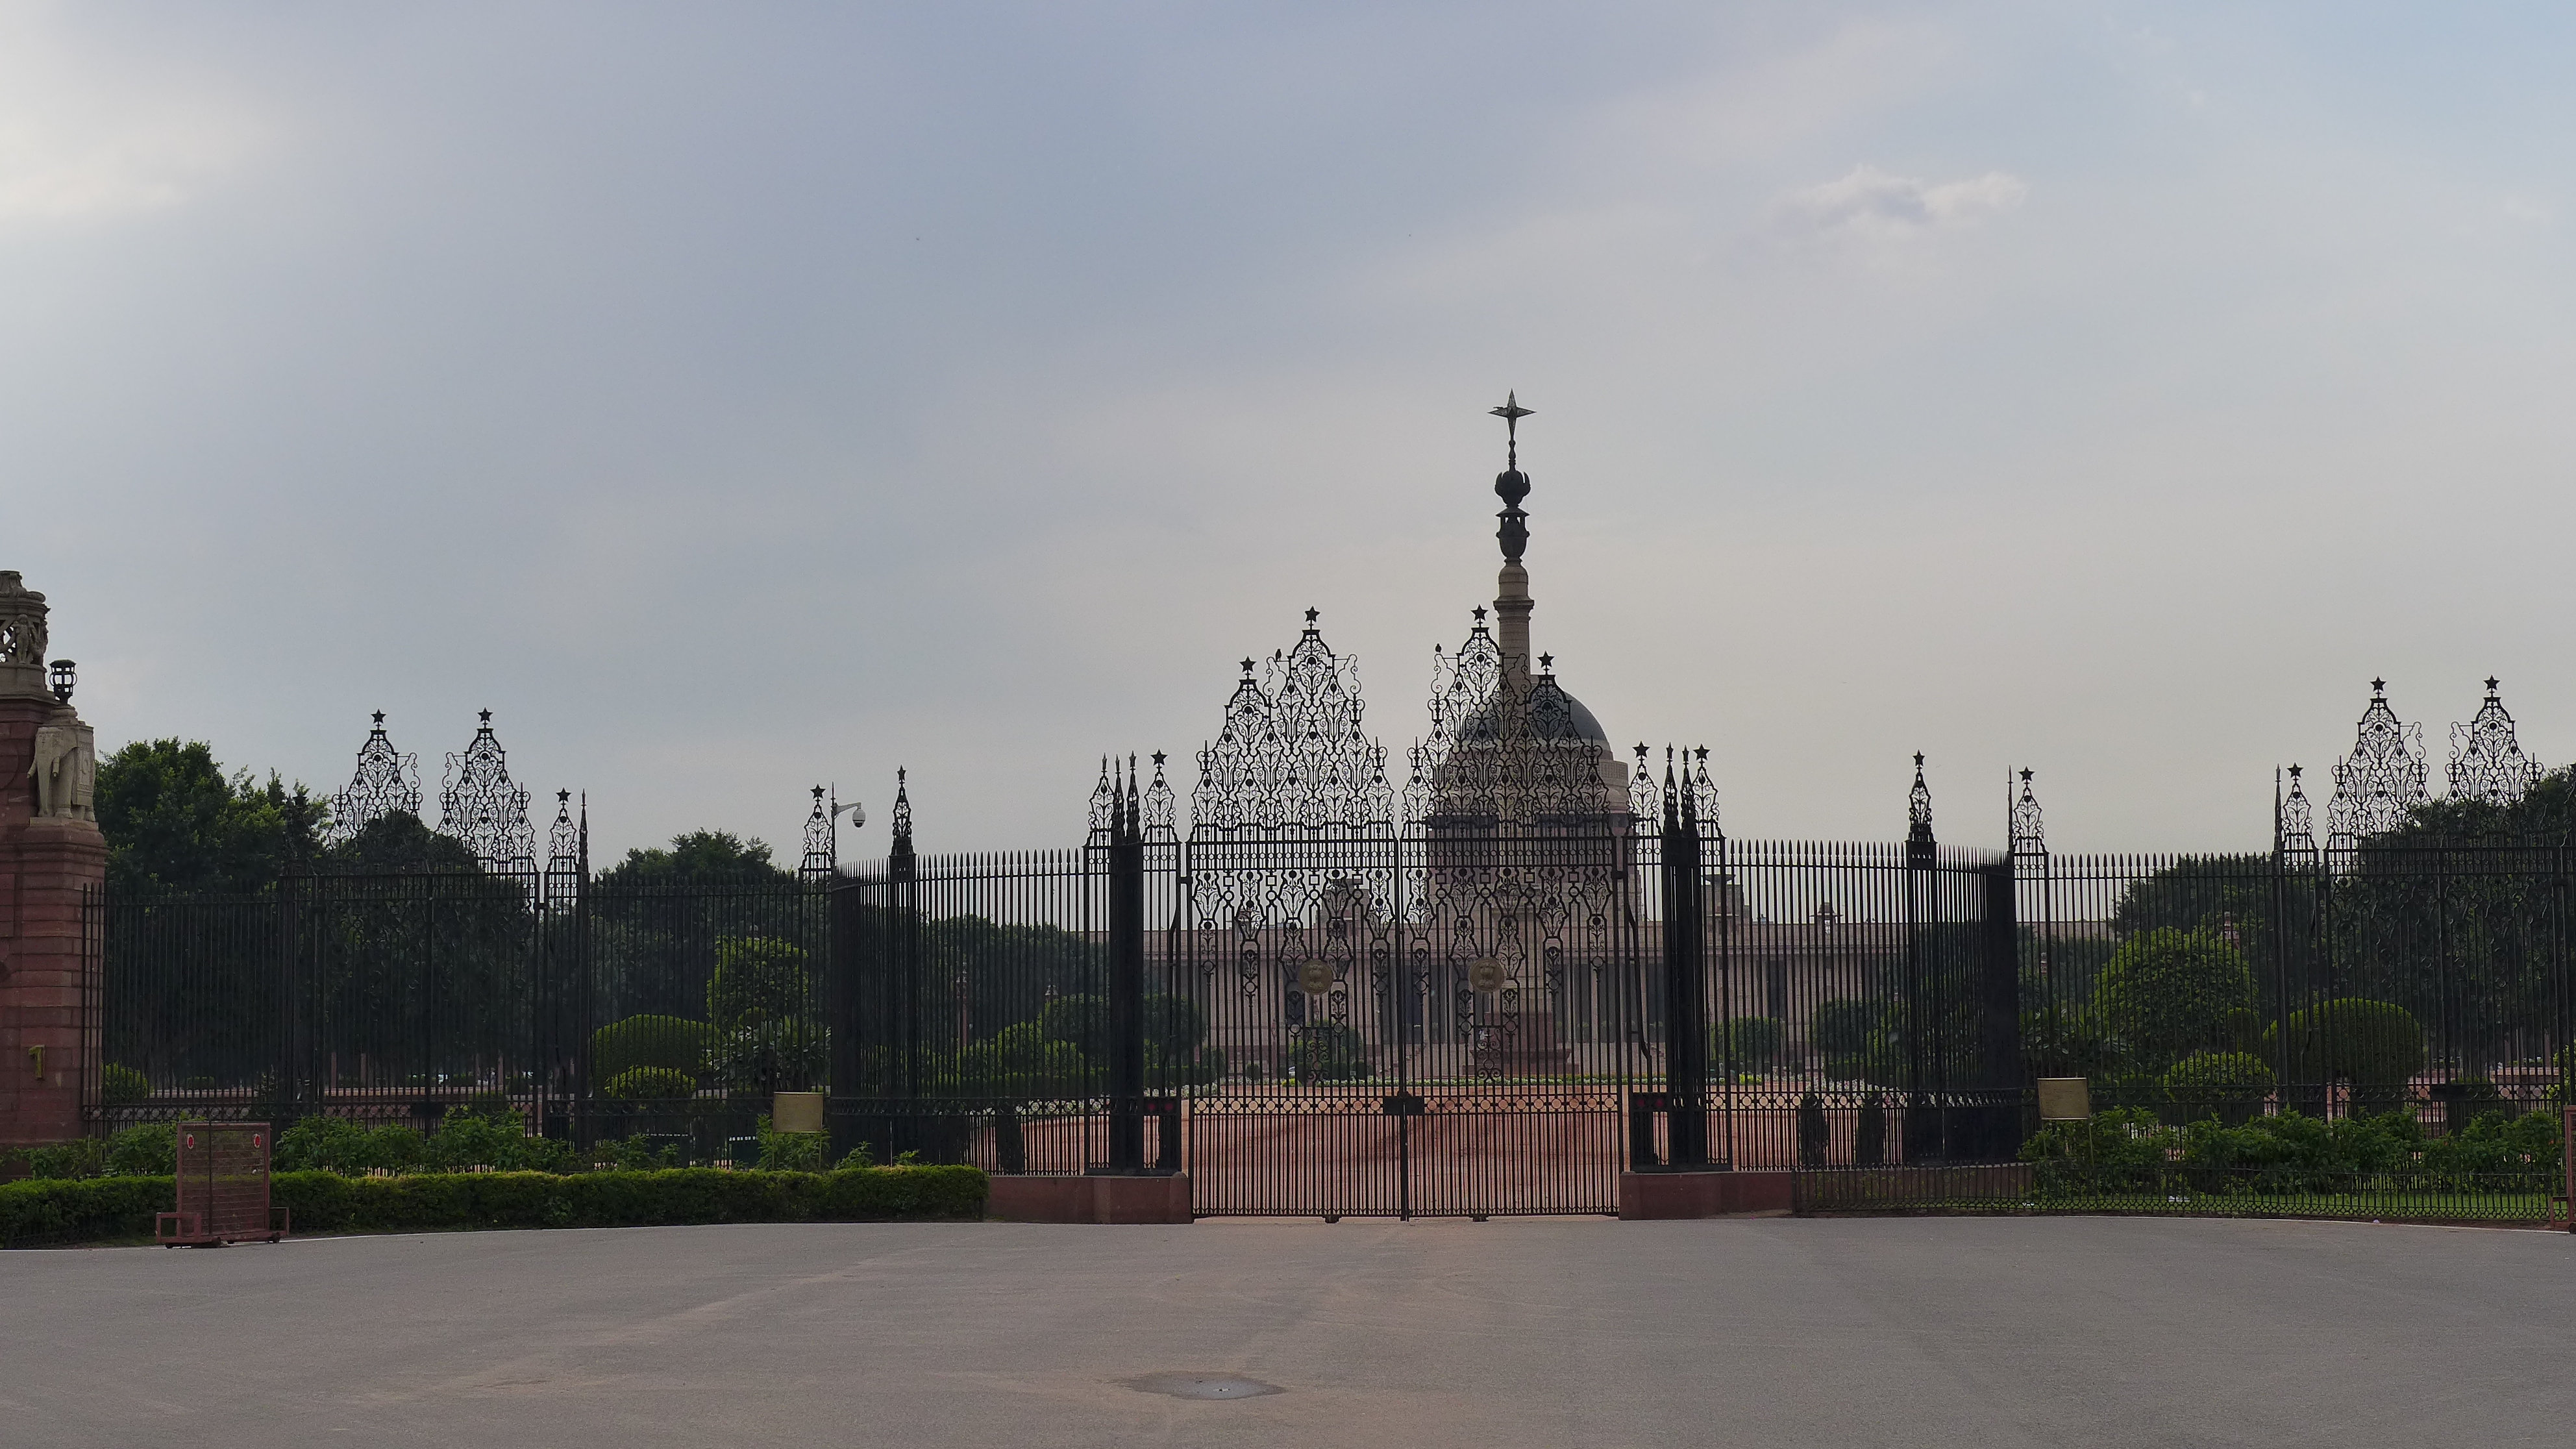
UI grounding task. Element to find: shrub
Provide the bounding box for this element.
[707,1022,827,1094]
[0,1174,169,1246]
[2162,1051,2276,1124]
[2261,998,2426,1099]
[1039,994,1105,1050]
[1715,1017,1785,1073]
[1796,1092,1829,1168]
[10,1139,103,1181]
[2020,1012,2130,1082]
[605,1066,699,1101]
[2092,927,2256,1074]
[1291,1022,1370,1082]
[754,1115,828,1172]
[2020,1106,2177,1192]
[590,1015,717,1090]
[939,1022,1084,1096]
[594,1133,684,1170]
[425,1108,578,1174]
[275,1116,427,1175]
[1854,1091,1888,1168]
[1,1165,990,1245]
[104,1123,177,1176]
[2418,1108,2564,1183]
[1809,1000,1878,1060]
[707,935,811,1034]
[101,1063,151,1106]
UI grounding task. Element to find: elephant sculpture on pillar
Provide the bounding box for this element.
[29,723,95,821]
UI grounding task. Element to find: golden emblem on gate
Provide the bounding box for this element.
[1468,959,1505,993]
[1298,960,1333,995]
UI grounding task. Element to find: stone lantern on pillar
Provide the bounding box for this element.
[1,570,106,1147]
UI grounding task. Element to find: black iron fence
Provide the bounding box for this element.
[83,870,828,1163]
[78,827,2573,1222]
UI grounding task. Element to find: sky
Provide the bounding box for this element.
[5,2,2573,862]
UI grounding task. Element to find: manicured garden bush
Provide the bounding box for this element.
[101,1063,151,1106]
[1853,1091,1888,1168]
[1716,1017,1785,1072]
[604,1065,699,1100]
[752,1113,829,1171]
[0,1174,171,1246]
[4,1124,175,1182]
[2019,1102,2562,1198]
[1795,1091,1829,1167]
[2261,998,2426,1104]
[2,1164,987,1246]
[589,1014,717,1090]
[103,1123,177,1176]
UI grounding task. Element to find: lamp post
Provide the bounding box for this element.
[47,658,73,705]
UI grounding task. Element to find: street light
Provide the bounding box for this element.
[47,659,73,705]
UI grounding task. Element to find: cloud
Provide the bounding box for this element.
[1771,164,2027,249]
[0,8,265,229]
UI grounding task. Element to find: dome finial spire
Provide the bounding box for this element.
[1490,390,1533,468]
[1489,391,1533,564]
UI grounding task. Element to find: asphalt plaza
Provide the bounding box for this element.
[3,1215,2570,1448]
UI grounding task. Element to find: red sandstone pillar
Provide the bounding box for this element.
[0,571,105,1147]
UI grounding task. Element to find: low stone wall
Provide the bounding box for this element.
[987,1172,1193,1224]
[1793,1163,2035,1213]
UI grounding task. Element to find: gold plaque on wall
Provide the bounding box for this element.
[1298,960,1334,995]
[2036,1078,2092,1121]
[1468,960,1506,993]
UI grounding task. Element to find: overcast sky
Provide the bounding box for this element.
[6,2,2571,861]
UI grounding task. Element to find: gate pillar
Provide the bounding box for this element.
[0,573,106,1148]
[1103,762,1147,1172]
[1658,761,1709,1169]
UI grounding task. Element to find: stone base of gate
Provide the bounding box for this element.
[1617,1169,1794,1220]
[987,1172,1193,1224]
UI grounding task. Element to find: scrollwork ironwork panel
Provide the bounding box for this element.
[438,710,536,872]
[2329,679,2427,847]
[328,712,423,846]
[2449,677,2539,808]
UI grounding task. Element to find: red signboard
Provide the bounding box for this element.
[156,1122,288,1246]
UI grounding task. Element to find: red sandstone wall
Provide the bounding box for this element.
[0,694,106,1146]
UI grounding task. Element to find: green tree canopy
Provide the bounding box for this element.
[95,739,328,893]
[706,935,811,1032]
[2092,926,2256,1074]
[596,830,795,891]
[324,811,478,871]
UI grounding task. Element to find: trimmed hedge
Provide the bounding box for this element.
[2,1165,987,1246]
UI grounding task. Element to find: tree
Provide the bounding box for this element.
[2091,926,2256,1075]
[594,830,796,891]
[95,739,328,893]
[706,935,811,1031]
[324,811,478,871]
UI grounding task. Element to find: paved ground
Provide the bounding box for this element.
[4,1216,2570,1448]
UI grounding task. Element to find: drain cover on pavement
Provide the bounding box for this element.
[1125,1373,1283,1400]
